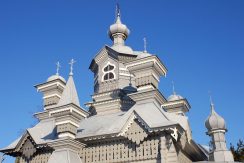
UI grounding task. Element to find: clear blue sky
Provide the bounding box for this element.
[0,0,243,162]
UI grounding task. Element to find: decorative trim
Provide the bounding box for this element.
[137,85,155,91]
[119,113,137,136]
[43,94,61,99]
[37,82,65,91]
[126,57,167,76]
[49,105,88,118]
[55,120,79,128]
[58,133,75,139]
[92,99,121,106]
[119,73,133,77]
[119,67,127,71]
[169,127,178,141]
[152,73,160,82]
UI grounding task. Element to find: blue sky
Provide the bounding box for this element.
[0,0,243,162]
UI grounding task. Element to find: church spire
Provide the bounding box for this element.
[57,59,80,107]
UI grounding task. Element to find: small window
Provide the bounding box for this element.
[103,72,115,81]
[103,63,115,81]
[104,65,114,72]
[104,74,109,80]
[109,72,114,79]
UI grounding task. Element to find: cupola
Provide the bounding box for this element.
[167,82,184,101]
[162,82,190,115]
[108,4,133,54]
[205,102,226,132]
[108,5,130,43]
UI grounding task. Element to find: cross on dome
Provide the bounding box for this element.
[172,81,176,95]
[69,59,76,76]
[56,61,61,75]
[208,91,215,109]
[143,37,147,53]
[116,3,120,18]
[46,61,66,82]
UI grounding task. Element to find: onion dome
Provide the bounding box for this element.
[47,74,66,83]
[205,103,226,131]
[108,9,130,41]
[108,4,134,55]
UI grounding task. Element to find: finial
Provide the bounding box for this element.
[208,91,215,111]
[69,59,76,76]
[143,37,147,53]
[56,61,61,75]
[114,3,122,23]
[172,81,176,95]
[116,3,121,18]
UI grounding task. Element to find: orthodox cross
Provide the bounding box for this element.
[208,91,214,107]
[56,61,61,75]
[143,37,147,53]
[172,81,176,95]
[116,3,120,18]
[69,59,76,76]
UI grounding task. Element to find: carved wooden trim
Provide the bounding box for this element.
[80,135,161,163]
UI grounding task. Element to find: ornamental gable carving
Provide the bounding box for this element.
[16,149,52,163]
[124,120,148,145]
[20,138,36,159]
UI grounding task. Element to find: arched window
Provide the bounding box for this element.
[104,65,114,72]
[102,63,115,81]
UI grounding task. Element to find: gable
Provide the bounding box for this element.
[1,131,39,158]
[15,132,36,152]
[20,138,37,159]
[124,119,148,145]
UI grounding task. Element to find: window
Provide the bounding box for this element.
[104,65,114,72]
[102,63,115,81]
